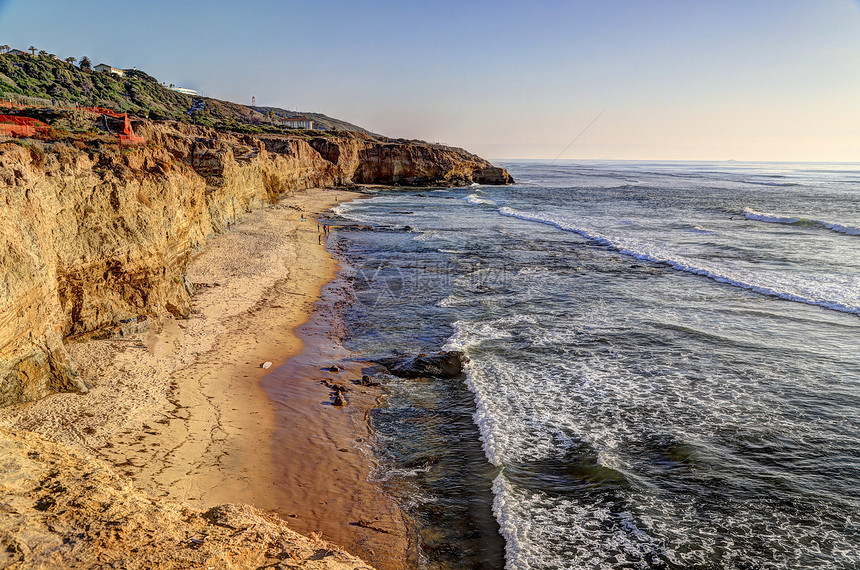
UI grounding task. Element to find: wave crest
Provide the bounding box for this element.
[743,208,860,236]
[464,194,498,206]
[500,207,860,316]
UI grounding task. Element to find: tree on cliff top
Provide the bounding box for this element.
[79,56,91,72]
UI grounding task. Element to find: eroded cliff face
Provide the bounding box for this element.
[0,121,512,406]
[302,134,514,186]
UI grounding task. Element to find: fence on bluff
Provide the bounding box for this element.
[0,92,145,145]
[0,115,51,139]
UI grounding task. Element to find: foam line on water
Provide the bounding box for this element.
[499,207,860,316]
[464,193,498,206]
[444,321,503,467]
[743,208,860,236]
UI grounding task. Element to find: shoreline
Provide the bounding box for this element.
[0,188,404,566]
[263,273,413,568]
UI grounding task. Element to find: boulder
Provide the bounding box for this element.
[377,351,467,379]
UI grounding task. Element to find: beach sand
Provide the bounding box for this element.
[0,188,410,568]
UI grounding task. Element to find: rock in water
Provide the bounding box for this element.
[377,351,468,379]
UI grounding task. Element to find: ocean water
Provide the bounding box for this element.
[326,161,860,569]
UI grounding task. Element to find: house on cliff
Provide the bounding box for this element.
[94,64,125,77]
[276,117,314,130]
[7,49,30,56]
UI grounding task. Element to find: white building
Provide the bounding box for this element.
[94,64,125,77]
[169,87,198,96]
[276,117,315,130]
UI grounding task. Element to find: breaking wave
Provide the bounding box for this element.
[500,207,860,316]
[743,208,860,236]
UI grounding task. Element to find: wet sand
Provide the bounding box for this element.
[0,188,409,568]
[263,285,414,569]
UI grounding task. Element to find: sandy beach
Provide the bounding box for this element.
[0,188,409,568]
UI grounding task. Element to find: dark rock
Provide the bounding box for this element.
[320,379,349,392]
[353,375,380,387]
[377,351,468,379]
[332,392,347,407]
[328,365,340,373]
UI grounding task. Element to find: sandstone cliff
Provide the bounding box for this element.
[0,120,512,406]
[0,427,373,569]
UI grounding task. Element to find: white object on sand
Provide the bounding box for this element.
[261,361,272,369]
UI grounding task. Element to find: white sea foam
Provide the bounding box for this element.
[464,193,498,206]
[743,208,860,236]
[444,322,502,466]
[411,230,444,242]
[330,205,378,225]
[443,316,541,468]
[330,204,351,217]
[500,207,860,316]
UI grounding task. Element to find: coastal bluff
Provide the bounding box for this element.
[0,120,512,407]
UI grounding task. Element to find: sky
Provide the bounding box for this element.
[1,0,858,161]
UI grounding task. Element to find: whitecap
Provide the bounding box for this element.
[743,208,860,236]
[500,207,860,316]
[464,193,498,206]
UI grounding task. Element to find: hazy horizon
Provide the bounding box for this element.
[1,0,858,162]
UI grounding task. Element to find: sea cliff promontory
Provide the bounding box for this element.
[0,118,511,407]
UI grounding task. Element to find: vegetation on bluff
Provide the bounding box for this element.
[0,52,367,134]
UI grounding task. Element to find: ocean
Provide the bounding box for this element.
[326,160,860,569]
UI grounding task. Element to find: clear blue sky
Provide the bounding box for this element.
[2,0,858,161]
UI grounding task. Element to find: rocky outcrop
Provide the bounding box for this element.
[0,122,510,406]
[472,165,514,185]
[0,427,373,569]
[303,133,511,186]
[377,351,468,379]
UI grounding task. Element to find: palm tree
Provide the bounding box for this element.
[38,50,48,57]
[65,56,76,65]
[80,56,91,72]
[28,46,36,55]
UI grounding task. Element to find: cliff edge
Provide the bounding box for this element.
[0,427,373,569]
